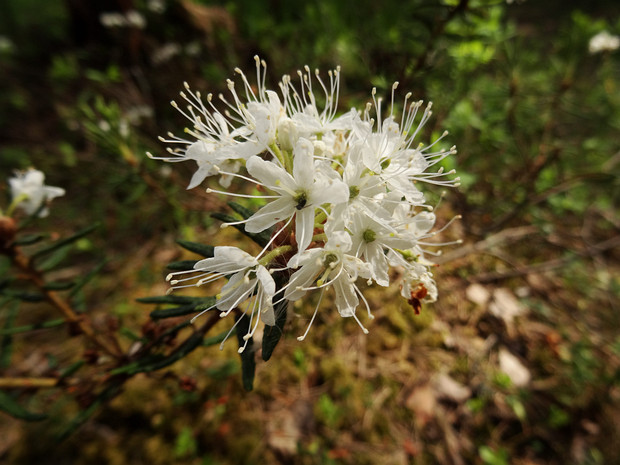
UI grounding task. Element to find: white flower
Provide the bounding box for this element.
[9,169,65,217]
[167,246,276,352]
[244,138,348,254]
[589,30,620,54]
[283,231,373,337]
[348,207,414,286]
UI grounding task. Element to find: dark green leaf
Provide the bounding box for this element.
[0,318,65,336]
[111,327,204,375]
[203,329,229,347]
[32,224,99,259]
[176,240,214,258]
[69,260,107,298]
[119,327,141,342]
[227,201,255,220]
[166,260,198,271]
[235,313,256,391]
[150,302,211,320]
[36,245,71,272]
[43,281,75,291]
[211,212,272,247]
[12,234,47,246]
[137,295,201,305]
[3,290,45,302]
[262,299,288,361]
[0,390,47,421]
[59,360,85,379]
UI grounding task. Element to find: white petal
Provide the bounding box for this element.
[244,197,294,233]
[294,207,315,254]
[332,274,359,317]
[284,259,322,301]
[246,156,296,191]
[292,138,315,188]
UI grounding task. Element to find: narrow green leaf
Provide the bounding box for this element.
[150,303,203,320]
[69,260,107,298]
[211,212,272,247]
[202,329,229,347]
[176,240,214,258]
[111,328,204,375]
[227,202,255,220]
[262,299,288,361]
[32,224,99,259]
[3,290,45,302]
[36,245,71,272]
[0,390,47,421]
[12,234,47,246]
[137,295,200,305]
[166,260,198,271]
[235,314,256,391]
[43,281,75,291]
[119,327,141,342]
[59,360,85,379]
[0,318,65,336]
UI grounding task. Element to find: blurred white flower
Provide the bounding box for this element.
[589,30,620,54]
[125,10,146,29]
[147,0,166,14]
[9,169,65,217]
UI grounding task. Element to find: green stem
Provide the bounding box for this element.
[314,209,328,225]
[259,245,293,266]
[270,143,292,174]
[312,233,327,243]
[5,193,29,217]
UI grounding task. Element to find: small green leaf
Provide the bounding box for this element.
[0,318,65,336]
[59,360,85,379]
[150,299,214,320]
[176,240,214,258]
[137,295,201,305]
[3,290,45,302]
[0,390,47,421]
[227,201,255,220]
[36,245,71,272]
[43,281,75,291]
[262,299,287,361]
[32,224,99,259]
[12,234,47,246]
[69,260,107,298]
[235,314,256,391]
[167,260,198,271]
[211,212,272,247]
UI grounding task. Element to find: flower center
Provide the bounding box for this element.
[294,190,308,210]
[348,185,360,200]
[362,228,376,243]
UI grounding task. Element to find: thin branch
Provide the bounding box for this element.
[8,246,123,359]
[0,377,58,389]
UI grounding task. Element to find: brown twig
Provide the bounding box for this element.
[0,377,58,389]
[8,245,123,359]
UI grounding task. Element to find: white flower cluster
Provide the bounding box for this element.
[151,57,459,347]
[588,30,620,54]
[8,168,65,218]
